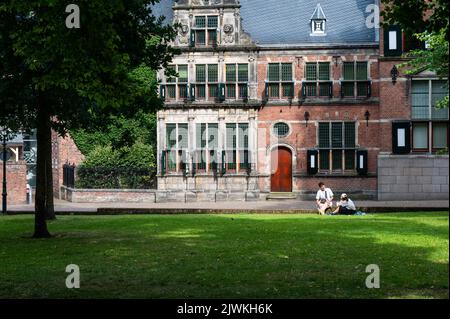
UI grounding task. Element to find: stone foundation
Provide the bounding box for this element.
[61,185,261,203]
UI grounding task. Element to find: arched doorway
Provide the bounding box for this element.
[270,146,293,192]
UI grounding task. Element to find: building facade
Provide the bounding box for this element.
[154,0,448,202]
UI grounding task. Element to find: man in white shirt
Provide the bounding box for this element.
[316,182,334,215]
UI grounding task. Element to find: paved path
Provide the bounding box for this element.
[6,199,449,214]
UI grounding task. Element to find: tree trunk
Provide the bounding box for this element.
[45,128,56,220]
[33,93,52,238]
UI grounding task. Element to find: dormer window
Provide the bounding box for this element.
[310,4,326,36]
[313,20,325,33]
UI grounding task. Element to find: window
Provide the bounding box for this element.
[225,123,249,172]
[194,16,218,46]
[303,62,332,97]
[412,122,449,152]
[165,123,189,172]
[411,80,449,152]
[195,123,219,172]
[318,122,357,172]
[312,20,325,33]
[195,64,219,101]
[266,63,294,99]
[164,65,188,101]
[341,61,370,97]
[412,122,429,151]
[412,80,449,120]
[433,123,448,150]
[273,123,290,138]
[310,4,326,36]
[226,64,248,100]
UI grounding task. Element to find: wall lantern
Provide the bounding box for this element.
[364,110,371,127]
[304,111,310,127]
[391,65,399,84]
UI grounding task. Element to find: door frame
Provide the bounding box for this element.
[270,144,295,192]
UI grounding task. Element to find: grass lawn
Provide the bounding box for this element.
[0,212,448,299]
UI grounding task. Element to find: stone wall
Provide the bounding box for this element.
[378,155,449,201]
[0,161,28,205]
[60,186,260,203]
[60,187,156,203]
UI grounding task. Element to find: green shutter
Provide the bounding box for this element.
[221,150,226,175]
[190,84,196,101]
[161,151,166,175]
[190,31,195,47]
[159,85,166,101]
[218,83,225,101]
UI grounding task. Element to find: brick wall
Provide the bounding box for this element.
[0,161,27,205]
[378,155,449,200]
[52,132,85,197]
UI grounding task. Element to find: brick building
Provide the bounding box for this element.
[154,0,449,201]
[1,132,83,206]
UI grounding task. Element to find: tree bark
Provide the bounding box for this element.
[33,93,52,238]
[45,128,56,220]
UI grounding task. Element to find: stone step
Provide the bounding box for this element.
[266,192,298,200]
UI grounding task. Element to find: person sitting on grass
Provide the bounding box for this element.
[331,193,357,215]
[316,182,334,215]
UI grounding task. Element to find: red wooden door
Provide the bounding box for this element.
[271,147,292,192]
